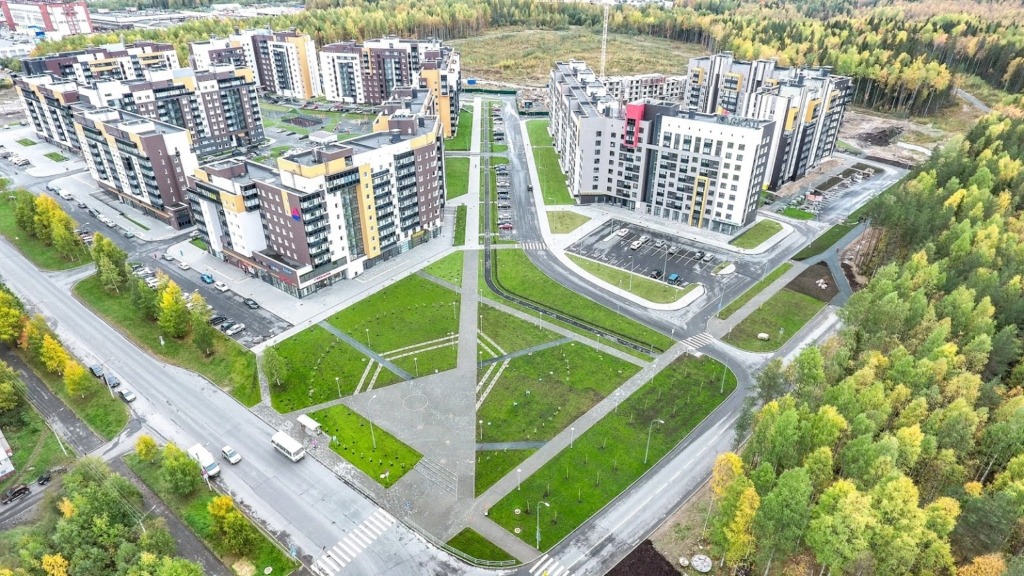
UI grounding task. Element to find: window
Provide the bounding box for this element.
[738,144,745,151]
[737,155,744,162]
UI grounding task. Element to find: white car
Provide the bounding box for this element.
[616,228,629,237]
[225,323,245,336]
[221,446,242,464]
[177,261,191,271]
[213,281,229,292]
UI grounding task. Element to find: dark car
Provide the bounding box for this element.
[649,270,664,280]
[209,316,227,326]
[104,374,120,389]
[37,471,52,485]
[1,483,30,505]
[219,321,236,332]
[242,298,260,310]
[89,364,104,378]
[87,208,98,217]
[200,273,215,284]
[76,201,87,209]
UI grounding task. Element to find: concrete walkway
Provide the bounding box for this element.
[477,441,546,450]
[479,338,572,367]
[317,321,412,381]
[706,262,807,339]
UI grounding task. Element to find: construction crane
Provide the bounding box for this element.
[599,2,609,80]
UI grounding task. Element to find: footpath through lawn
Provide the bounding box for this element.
[488,355,736,550]
[717,262,794,320]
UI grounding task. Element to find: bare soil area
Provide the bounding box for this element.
[787,262,839,302]
[839,109,949,165]
[608,540,681,576]
[840,227,883,291]
[648,482,716,574]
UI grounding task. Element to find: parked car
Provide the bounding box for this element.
[242,298,259,309]
[666,273,682,285]
[118,389,137,403]
[225,323,245,336]
[667,245,678,255]
[177,261,191,271]
[76,201,87,209]
[616,228,629,237]
[654,239,665,249]
[650,269,664,280]
[213,281,229,292]
[89,364,104,378]
[694,251,705,260]
[104,374,120,389]
[221,445,242,464]
[1,484,30,505]
[58,190,74,201]
[36,471,52,485]
[630,240,643,250]
[219,321,236,332]
[200,273,215,284]
[209,316,227,326]
[702,253,715,263]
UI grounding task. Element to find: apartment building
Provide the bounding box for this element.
[188,96,445,297]
[21,41,178,83]
[73,106,198,229]
[550,61,775,234]
[189,37,247,71]
[684,52,852,188]
[16,65,264,157]
[0,0,92,36]
[216,29,320,98]
[602,72,685,103]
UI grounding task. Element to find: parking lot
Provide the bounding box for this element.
[566,219,729,289]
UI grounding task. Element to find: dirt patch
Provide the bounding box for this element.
[609,540,681,576]
[649,482,716,574]
[786,262,838,302]
[231,559,256,576]
[284,115,322,127]
[840,227,883,291]
[839,109,947,165]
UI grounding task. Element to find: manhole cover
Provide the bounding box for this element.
[403,393,428,411]
[514,509,521,515]
[514,527,521,534]
[691,555,712,573]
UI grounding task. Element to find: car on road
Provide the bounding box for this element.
[200,273,214,284]
[225,323,245,336]
[103,218,116,228]
[162,253,176,261]
[177,261,191,271]
[242,298,259,309]
[104,374,120,388]
[214,281,229,292]
[118,389,137,403]
[122,230,134,239]
[86,208,98,218]
[37,471,52,485]
[1,484,30,505]
[89,364,104,378]
[649,269,664,280]
[221,446,242,464]
[209,316,227,326]
[76,201,87,209]
[616,228,629,237]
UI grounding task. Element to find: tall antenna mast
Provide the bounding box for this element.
[600,3,609,79]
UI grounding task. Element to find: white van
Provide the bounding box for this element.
[187,444,222,478]
[271,431,305,462]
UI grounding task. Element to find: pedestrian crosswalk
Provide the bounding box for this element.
[312,509,395,575]
[530,554,575,576]
[521,242,546,250]
[682,331,715,350]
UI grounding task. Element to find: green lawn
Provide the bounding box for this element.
[526,120,574,205]
[492,249,674,352]
[0,403,76,493]
[327,275,460,371]
[723,288,827,352]
[446,157,471,200]
[454,205,467,246]
[25,354,128,440]
[16,138,35,146]
[446,528,516,563]
[490,354,736,550]
[268,325,401,413]
[478,343,639,443]
[43,152,67,162]
[309,405,422,488]
[781,207,815,220]
[0,197,92,271]
[794,223,856,260]
[390,342,457,377]
[547,211,591,234]
[74,276,260,406]
[729,219,783,249]
[567,255,694,305]
[424,251,464,286]
[492,157,509,166]
[190,238,209,251]
[448,109,474,152]
[479,303,561,355]
[126,454,298,575]
[476,448,536,497]
[717,263,794,320]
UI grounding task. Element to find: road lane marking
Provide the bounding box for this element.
[312,509,396,575]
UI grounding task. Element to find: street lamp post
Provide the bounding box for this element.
[414,357,419,377]
[536,501,550,551]
[629,255,634,292]
[365,328,371,348]
[570,427,575,448]
[645,419,665,465]
[368,394,378,450]
[452,301,457,321]
[517,467,522,490]
[335,376,341,398]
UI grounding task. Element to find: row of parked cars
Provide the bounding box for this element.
[495,164,514,232]
[0,146,30,167]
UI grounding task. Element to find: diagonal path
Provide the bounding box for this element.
[478,337,572,367]
[317,321,412,381]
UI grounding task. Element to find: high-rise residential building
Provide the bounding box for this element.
[189,37,247,71]
[0,0,92,36]
[320,37,461,137]
[216,29,320,99]
[21,41,178,83]
[16,65,264,157]
[550,61,775,234]
[188,97,445,297]
[684,52,852,189]
[602,72,686,103]
[73,106,198,229]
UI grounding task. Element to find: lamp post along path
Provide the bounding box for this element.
[645,419,665,465]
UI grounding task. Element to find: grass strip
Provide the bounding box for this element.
[567,254,693,305]
[475,449,536,497]
[455,205,467,246]
[717,263,793,320]
[547,211,591,234]
[445,157,470,200]
[526,120,573,205]
[722,288,827,352]
[729,219,783,249]
[0,198,92,271]
[309,405,422,487]
[44,152,67,162]
[446,528,516,563]
[447,109,474,152]
[793,223,856,260]
[781,207,815,220]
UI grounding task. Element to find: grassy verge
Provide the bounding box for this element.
[125,454,299,575]
[446,528,516,562]
[729,219,783,249]
[390,342,457,376]
[567,254,692,305]
[448,109,474,152]
[445,157,471,200]
[490,355,736,550]
[74,276,260,406]
[0,198,92,271]
[0,402,76,493]
[479,303,561,355]
[17,138,35,146]
[190,238,209,251]
[493,249,673,351]
[269,325,400,413]
[124,215,150,231]
[526,120,573,205]
[327,275,459,372]
[478,343,639,443]
[24,353,128,439]
[454,205,467,246]
[476,449,536,497]
[781,207,815,220]
[794,223,856,260]
[723,288,827,352]
[309,406,422,488]
[547,211,591,234]
[717,263,793,320]
[424,251,464,286]
[44,152,67,162]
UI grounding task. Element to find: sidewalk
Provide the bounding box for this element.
[50,171,184,242]
[705,262,807,339]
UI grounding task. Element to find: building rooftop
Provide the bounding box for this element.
[345,122,433,153]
